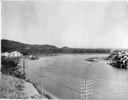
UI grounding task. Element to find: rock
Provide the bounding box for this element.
[0,74,40,99]
[22,82,40,99]
[107,50,128,69]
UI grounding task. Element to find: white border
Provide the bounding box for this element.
[1,0,128,2]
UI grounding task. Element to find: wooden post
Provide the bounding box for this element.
[23,60,25,79]
[41,66,43,97]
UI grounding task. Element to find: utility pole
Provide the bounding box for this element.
[41,65,43,98]
[23,60,25,79]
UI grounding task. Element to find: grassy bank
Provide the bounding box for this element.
[1,56,57,99]
[0,74,26,99]
[0,56,40,99]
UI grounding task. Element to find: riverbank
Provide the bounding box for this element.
[1,55,58,99]
[0,73,40,99]
[23,52,109,59]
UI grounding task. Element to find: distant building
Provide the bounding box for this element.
[2,51,23,57]
[2,52,10,57]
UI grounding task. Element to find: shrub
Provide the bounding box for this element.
[1,56,25,79]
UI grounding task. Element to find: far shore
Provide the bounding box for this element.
[23,52,109,58]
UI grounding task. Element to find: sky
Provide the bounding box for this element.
[2,1,128,49]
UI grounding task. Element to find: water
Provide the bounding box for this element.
[21,54,128,99]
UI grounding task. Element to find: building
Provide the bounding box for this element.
[2,51,23,57]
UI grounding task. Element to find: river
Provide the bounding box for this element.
[21,54,128,99]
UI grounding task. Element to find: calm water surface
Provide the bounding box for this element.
[22,54,128,99]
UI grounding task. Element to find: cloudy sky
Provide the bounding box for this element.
[2,1,128,48]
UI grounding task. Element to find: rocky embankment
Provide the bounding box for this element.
[106,50,128,69]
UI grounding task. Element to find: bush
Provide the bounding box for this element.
[1,56,25,79]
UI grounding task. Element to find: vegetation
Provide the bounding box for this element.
[0,75,26,99]
[2,39,111,55]
[1,56,25,79]
[1,57,41,99]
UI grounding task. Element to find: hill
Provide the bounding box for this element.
[1,39,59,55]
[1,39,111,55]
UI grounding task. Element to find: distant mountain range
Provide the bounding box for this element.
[1,39,112,55]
